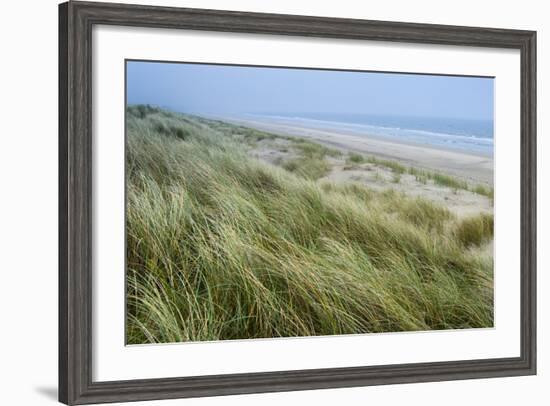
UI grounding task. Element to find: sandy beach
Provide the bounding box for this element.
[219,116,494,186]
[206,116,494,219]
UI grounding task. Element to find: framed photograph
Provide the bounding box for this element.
[59,1,536,404]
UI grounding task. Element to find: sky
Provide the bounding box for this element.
[126,61,494,121]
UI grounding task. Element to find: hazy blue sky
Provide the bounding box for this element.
[127,61,494,121]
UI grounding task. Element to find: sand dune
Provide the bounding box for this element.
[220,117,494,186]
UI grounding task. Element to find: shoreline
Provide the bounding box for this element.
[215,116,494,186]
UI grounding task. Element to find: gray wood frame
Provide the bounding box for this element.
[59,1,537,404]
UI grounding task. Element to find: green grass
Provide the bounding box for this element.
[354,154,493,198]
[407,167,493,197]
[366,156,407,174]
[282,156,331,180]
[472,184,494,199]
[431,172,469,190]
[346,152,366,164]
[192,116,279,144]
[192,116,341,180]
[454,213,494,247]
[292,139,342,158]
[279,138,341,180]
[126,106,494,344]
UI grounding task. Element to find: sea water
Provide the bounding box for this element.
[253,113,494,156]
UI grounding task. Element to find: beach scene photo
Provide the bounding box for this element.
[125,61,494,345]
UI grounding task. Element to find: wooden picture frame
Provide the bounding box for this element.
[59,1,536,404]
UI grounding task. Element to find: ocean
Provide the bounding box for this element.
[252,113,494,156]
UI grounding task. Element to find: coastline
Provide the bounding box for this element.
[216,116,494,186]
[126,106,495,343]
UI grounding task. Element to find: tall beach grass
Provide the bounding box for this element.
[126,106,493,344]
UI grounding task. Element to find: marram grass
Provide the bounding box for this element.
[126,105,494,344]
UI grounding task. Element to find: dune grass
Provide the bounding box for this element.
[125,106,493,344]
[282,156,331,180]
[346,152,366,165]
[279,137,341,180]
[342,151,493,198]
[366,156,407,174]
[455,213,494,247]
[291,138,343,158]
[471,184,494,199]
